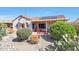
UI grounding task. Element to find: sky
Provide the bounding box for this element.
[0,7,79,22]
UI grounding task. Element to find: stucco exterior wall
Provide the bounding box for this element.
[13,19,19,30]
[12,18,32,30]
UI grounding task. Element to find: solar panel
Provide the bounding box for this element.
[40,16,57,19]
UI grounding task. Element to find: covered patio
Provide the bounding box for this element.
[32,20,57,35]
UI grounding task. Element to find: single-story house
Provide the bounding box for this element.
[0,15,68,35]
[11,15,68,34]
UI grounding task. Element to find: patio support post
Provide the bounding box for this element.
[36,23,40,33]
[36,23,40,38]
[45,21,48,36]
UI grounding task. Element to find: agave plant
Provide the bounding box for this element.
[51,34,79,51]
[45,34,79,51]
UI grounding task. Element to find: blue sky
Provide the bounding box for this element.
[0,7,79,22]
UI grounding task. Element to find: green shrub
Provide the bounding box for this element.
[0,35,2,41]
[45,37,79,51]
[55,35,79,51]
[16,28,32,40]
[73,23,79,35]
[0,28,6,36]
[0,24,7,36]
[48,21,78,51]
[0,23,8,41]
[50,21,77,41]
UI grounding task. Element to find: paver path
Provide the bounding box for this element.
[0,33,52,51]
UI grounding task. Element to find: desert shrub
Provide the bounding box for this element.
[0,23,7,36]
[0,23,8,41]
[48,21,78,51]
[0,23,8,29]
[39,36,79,51]
[50,21,77,41]
[16,28,32,41]
[0,35,2,41]
[43,34,79,51]
[0,28,6,41]
[0,28,6,36]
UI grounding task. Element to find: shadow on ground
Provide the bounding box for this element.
[12,38,26,42]
[41,35,54,43]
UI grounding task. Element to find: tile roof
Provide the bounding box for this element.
[12,15,67,22]
[73,18,79,24]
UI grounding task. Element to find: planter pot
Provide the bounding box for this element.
[30,32,39,44]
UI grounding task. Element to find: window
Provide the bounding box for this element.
[32,24,37,29]
[16,22,21,29]
[39,24,46,29]
[32,24,35,29]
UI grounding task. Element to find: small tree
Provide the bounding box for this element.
[49,21,78,51]
[50,21,77,41]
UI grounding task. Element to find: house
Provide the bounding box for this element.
[73,18,79,24]
[12,15,32,30]
[11,15,68,35]
[0,15,68,34]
